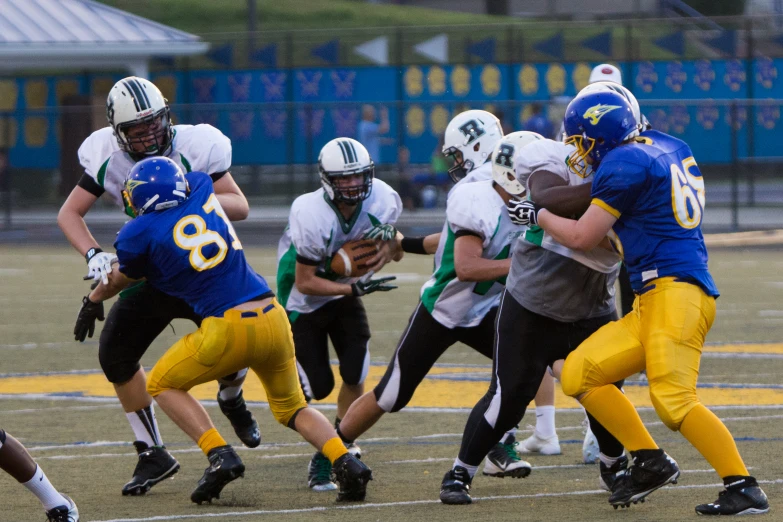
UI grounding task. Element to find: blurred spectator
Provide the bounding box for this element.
[523,103,553,139]
[430,136,449,179]
[358,104,390,164]
[495,108,513,134]
[396,145,416,210]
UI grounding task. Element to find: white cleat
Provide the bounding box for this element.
[583,427,600,464]
[482,443,532,478]
[518,432,561,455]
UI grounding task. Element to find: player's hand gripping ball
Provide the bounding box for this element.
[329,239,379,277]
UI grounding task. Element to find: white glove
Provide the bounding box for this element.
[85,248,118,286]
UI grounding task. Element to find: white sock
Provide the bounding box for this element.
[500,427,517,445]
[598,453,622,467]
[218,368,248,401]
[22,465,68,511]
[453,458,478,478]
[126,404,162,447]
[534,405,556,439]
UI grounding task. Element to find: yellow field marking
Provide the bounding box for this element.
[1,364,782,409]
[704,343,783,354]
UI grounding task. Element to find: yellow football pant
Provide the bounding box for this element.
[147,299,307,427]
[562,277,748,478]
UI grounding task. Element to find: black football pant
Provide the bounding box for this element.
[457,290,624,466]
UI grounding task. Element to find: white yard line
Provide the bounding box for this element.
[90,479,783,522]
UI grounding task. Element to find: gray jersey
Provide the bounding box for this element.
[507,139,618,322]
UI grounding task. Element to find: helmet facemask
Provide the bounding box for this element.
[115,108,173,160]
[444,146,475,183]
[564,132,597,177]
[320,164,374,205]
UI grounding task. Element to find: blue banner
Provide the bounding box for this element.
[5,58,783,169]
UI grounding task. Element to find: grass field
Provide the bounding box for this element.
[1,245,782,521]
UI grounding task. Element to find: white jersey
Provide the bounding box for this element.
[514,139,620,273]
[77,124,232,209]
[277,179,402,315]
[420,179,524,329]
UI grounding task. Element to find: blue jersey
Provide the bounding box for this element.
[115,172,272,317]
[591,130,718,297]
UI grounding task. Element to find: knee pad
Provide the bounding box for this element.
[146,368,167,398]
[99,346,142,385]
[0,428,6,448]
[560,353,587,397]
[649,383,699,431]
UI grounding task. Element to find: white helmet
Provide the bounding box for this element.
[107,77,172,159]
[442,110,504,182]
[588,64,623,85]
[491,131,544,196]
[579,81,643,130]
[318,138,374,204]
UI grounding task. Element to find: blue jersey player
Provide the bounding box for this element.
[512,91,769,516]
[76,157,371,505]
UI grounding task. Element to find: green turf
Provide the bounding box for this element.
[0,245,781,520]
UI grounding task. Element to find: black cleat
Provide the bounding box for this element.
[46,494,79,522]
[609,449,679,508]
[217,392,261,448]
[122,442,180,496]
[599,455,629,492]
[308,452,337,491]
[333,452,372,501]
[440,466,473,505]
[190,445,245,505]
[695,475,770,516]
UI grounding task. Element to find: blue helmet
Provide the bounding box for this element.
[122,157,189,217]
[563,91,638,174]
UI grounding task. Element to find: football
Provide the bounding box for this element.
[329,239,378,277]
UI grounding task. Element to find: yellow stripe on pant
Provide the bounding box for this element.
[562,277,715,430]
[147,299,307,427]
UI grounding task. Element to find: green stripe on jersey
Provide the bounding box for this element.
[96,158,110,187]
[471,244,510,296]
[524,225,544,246]
[276,244,297,310]
[180,154,192,172]
[420,225,457,314]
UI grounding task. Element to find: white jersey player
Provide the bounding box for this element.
[275,137,402,492]
[60,76,255,497]
[333,116,542,479]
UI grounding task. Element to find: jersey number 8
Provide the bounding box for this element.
[173,194,243,271]
[670,156,705,229]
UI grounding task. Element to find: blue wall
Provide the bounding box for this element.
[2,58,782,168]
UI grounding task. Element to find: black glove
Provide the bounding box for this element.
[507,199,543,226]
[351,275,397,296]
[74,296,105,342]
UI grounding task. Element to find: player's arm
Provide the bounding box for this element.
[89,267,136,302]
[295,260,353,296]
[395,232,440,255]
[537,204,617,251]
[454,232,510,283]
[57,185,100,256]
[528,170,592,217]
[212,172,249,221]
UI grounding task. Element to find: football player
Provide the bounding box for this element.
[524,66,649,461]
[276,137,401,491]
[526,90,769,515]
[79,157,372,504]
[0,429,78,521]
[336,118,538,479]
[61,77,258,496]
[439,122,628,506]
